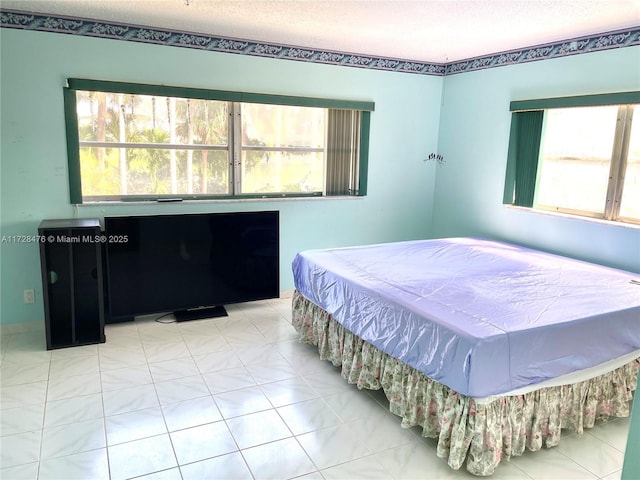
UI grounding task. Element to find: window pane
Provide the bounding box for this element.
[619,105,640,220]
[535,106,618,214]
[76,91,228,146]
[242,103,325,148]
[79,147,229,197]
[241,151,324,194]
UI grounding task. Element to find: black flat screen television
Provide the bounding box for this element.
[104,211,279,322]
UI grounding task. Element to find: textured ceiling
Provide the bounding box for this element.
[2,0,639,62]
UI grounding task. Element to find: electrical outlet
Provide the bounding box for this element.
[24,289,35,304]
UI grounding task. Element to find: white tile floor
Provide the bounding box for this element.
[0,296,631,480]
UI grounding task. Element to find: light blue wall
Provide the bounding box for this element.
[436,51,640,474]
[0,28,442,325]
[434,47,640,273]
[2,27,639,328]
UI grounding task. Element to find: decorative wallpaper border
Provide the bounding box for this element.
[446,29,640,75]
[1,9,638,76]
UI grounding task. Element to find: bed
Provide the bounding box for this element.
[291,237,640,476]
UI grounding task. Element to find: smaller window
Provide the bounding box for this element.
[504,92,640,225]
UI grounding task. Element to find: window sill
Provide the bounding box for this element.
[74,195,366,207]
[504,205,640,231]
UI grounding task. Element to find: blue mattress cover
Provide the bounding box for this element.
[292,238,640,397]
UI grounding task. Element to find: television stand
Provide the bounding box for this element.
[174,305,228,322]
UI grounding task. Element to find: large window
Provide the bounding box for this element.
[503,92,640,225]
[64,79,373,203]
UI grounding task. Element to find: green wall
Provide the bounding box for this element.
[0,28,442,325]
[434,46,640,273]
[622,368,640,480]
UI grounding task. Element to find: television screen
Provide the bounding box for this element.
[104,211,279,322]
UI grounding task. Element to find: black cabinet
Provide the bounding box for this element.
[38,219,105,349]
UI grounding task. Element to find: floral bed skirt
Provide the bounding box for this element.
[292,290,639,476]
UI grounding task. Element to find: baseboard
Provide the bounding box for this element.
[0,320,45,336]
